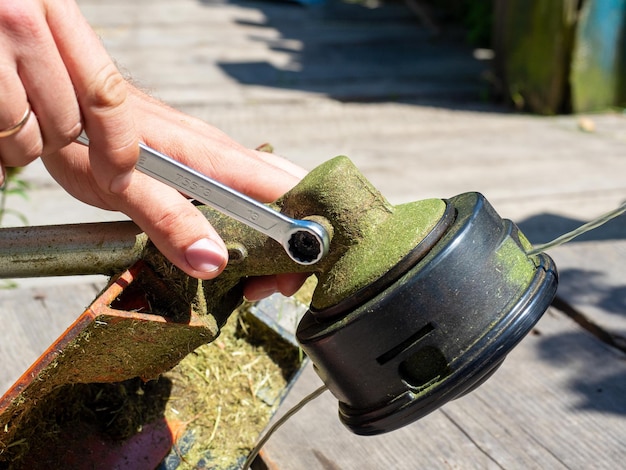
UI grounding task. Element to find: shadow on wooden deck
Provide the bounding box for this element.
[203,0,496,108]
[533,325,626,416]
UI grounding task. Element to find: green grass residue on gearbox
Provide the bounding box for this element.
[313,198,446,310]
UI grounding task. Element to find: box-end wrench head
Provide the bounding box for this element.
[76,132,330,265]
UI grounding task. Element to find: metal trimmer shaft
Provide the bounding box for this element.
[0,221,147,278]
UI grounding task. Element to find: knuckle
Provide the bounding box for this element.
[151,206,189,237]
[2,142,42,167]
[57,120,83,144]
[148,203,210,248]
[23,141,43,164]
[64,121,84,142]
[41,121,82,156]
[0,3,42,42]
[85,63,127,111]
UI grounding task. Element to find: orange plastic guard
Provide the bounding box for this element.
[0,261,219,448]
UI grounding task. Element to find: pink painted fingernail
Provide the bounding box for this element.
[185,238,227,274]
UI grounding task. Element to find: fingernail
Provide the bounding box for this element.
[109,171,134,194]
[243,278,279,302]
[244,287,278,302]
[185,238,227,274]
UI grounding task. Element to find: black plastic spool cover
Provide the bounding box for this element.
[296,192,558,435]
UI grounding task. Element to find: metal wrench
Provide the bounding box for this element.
[76,132,330,265]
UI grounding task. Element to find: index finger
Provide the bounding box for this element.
[46,0,138,194]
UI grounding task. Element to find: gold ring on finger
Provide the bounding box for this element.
[0,104,31,139]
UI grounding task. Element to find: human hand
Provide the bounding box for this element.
[0,0,137,193]
[0,1,308,299]
[43,86,310,299]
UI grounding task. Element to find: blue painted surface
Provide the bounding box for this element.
[571,0,626,111]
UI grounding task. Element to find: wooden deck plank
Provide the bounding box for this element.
[548,240,626,342]
[260,307,626,469]
[443,308,626,468]
[260,366,498,470]
[0,282,103,395]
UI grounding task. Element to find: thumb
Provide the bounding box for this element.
[116,173,229,279]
